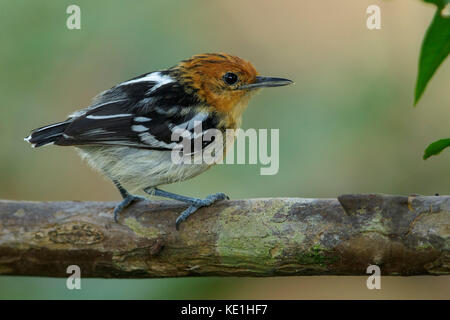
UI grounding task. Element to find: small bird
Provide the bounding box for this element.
[25,53,293,229]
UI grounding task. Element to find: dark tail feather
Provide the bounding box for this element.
[25,121,71,148]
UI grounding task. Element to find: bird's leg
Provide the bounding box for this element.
[144,187,229,230]
[112,180,147,222]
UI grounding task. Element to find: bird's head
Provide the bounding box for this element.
[171,53,293,119]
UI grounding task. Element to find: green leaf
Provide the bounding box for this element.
[414,4,450,105]
[423,138,450,159]
[423,0,450,7]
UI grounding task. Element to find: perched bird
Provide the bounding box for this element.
[25,53,293,229]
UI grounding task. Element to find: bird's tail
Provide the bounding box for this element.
[25,120,72,148]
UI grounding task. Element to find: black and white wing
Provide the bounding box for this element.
[55,71,218,151]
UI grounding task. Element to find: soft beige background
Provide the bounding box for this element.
[0,0,449,299]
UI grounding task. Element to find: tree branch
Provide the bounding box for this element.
[0,194,448,277]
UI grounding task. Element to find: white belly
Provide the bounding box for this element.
[76,146,212,192]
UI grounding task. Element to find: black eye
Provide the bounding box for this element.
[223,72,238,85]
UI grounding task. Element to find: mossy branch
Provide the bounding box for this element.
[0,194,448,277]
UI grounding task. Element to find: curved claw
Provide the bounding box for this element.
[113,195,147,222]
[175,193,229,230]
[175,205,198,230]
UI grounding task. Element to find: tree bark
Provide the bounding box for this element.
[0,194,448,278]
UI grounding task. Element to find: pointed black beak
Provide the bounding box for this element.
[239,76,294,90]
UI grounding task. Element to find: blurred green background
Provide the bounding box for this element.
[1,0,449,299]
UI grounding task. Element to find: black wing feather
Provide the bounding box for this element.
[55,76,218,150]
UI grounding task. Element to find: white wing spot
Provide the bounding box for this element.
[134,117,152,122]
[139,132,178,148]
[120,72,174,93]
[131,125,148,132]
[170,112,209,134]
[86,113,132,120]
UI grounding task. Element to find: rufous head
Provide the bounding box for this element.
[172,53,293,115]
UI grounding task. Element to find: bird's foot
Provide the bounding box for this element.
[113,194,148,222]
[175,193,229,230]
